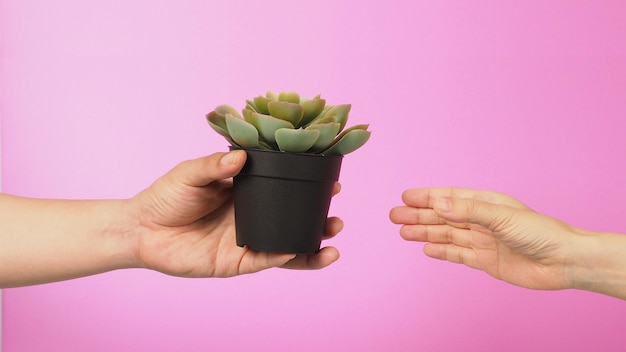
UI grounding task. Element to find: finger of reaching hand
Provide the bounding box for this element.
[401,188,478,207]
[434,197,517,233]
[174,150,247,187]
[402,187,526,209]
[400,224,473,248]
[389,206,447,225]
[280,247,340,270]
[423,243,483,271]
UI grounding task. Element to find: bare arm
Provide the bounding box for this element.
[0,195,136,287]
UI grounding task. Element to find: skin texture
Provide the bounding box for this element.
[390,187,626,300]
[0,150,343,288]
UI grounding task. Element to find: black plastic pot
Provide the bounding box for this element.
[231,148,343,254]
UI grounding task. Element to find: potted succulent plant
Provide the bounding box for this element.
[206,91,370,254]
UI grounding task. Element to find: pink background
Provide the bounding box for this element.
[2,0,626,351]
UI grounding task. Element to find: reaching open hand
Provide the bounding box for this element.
[390,187,626,300]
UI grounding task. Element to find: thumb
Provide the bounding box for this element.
[174,150,247,187]
[433,197,515,231]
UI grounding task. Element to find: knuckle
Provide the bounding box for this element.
[489,211,516,232]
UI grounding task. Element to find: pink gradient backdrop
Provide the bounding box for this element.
[2,0,626,351]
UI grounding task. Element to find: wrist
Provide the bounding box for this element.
[569,230,626,299]
[105,199,144,271]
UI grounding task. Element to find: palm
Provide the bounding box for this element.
[132,178,267,277]
[466,221,569,290]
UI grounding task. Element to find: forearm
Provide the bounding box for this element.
[571,230,626,300]
[0,193,139,287]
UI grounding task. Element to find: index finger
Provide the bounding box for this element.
[170,150,247,188]
[401,187,525,209]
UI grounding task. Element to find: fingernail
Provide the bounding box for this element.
[435,198,451,212]
[220,151,240,166]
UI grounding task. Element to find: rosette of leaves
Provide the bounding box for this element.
[206,91,370,155]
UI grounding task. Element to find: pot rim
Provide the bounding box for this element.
[231,147,343,183]
[229,146,344,159]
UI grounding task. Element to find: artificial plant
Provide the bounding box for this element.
[206,91,370,155]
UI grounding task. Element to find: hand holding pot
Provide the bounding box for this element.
[0,151,342,288]
[130,150,343,278]
[390,187,626,300]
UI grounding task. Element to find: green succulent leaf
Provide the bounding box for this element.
[246,100,258,113]
[306,105,330,124]
[206,111,227,131]
[258,140,274,150]
[247,111,294,144]
[323,128,370,156]
[306,122,341,152]
[309,116,332,126]
[266,91,279,100]
[320,104,351,131]
[207,120,229,137]
[225,114,260,148]
[207,120,229,138]
[275,128,320,153]
[215,104,243,119]
[207,111,240,146]
[278,91,300,104]
[310,115,336,125]
[253,96,271,115]
[336,123,369,136]
[323,124,370,155]
[242,108,255,122]
[298,94,322,103]
[267,101,304,126]
[300,98,327,126]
